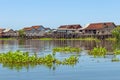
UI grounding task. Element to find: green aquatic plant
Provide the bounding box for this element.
[75,37,99,41]
[112,57,119,62]
[0,38,15,40]
[113,49,120,55]
[38,37,99,41]
[105,38,116,41]
[0,51,79,71]
[89,47,107,57]
[52,47,81,53]
[62,55,79,65]
[39,38,53,40]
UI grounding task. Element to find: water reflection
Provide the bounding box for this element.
[0,40,115,53]
[0,39,118,71]
[52,40,114,51]
[2,62,57,72]
[1,57,78,71]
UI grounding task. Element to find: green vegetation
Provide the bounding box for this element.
[18,29,25,38]
[52,47,81,53]
[39,38,53,40]
[0,50,78,64]
[0,37,99,41]
[0,38,16,40]
[39,38,99,41]
[105,38,116,41]
[113,49,120,55]
[112,57,120,62]
[69,37,99,41]
[114,42,120,50]
[0,50,79,71]
[112,26,120,41]
[62,55,78,65]
[89,47,107,57]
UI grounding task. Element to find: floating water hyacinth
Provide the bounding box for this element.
[52,47,81,53]
[89,47,107,57]
[113,49,120,55]
[0,50,79,71]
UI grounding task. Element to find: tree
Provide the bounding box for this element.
[112,26,120,49]
[112,26,120,41]
[18,29,25,38]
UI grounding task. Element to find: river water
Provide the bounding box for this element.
[0,39,120,80]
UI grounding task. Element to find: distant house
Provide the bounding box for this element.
[0,28,5,37]
[45,28,51,33]
[58,24,82,33]
[83,22,116,35]
[23,25,46,38]
[55,24,82,38]
[2,29,18,37]
[43,28,52,38]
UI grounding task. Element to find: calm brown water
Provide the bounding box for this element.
[0,40,120,80]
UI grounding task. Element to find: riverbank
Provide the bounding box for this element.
[38,38,99,41]
[0,37,117,42]
[0,38,16,40]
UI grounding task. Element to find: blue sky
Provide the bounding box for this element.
[0,0,120,30]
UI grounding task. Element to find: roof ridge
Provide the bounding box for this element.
[90,22,114,24]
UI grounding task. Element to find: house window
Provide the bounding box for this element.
[93,30,96,34]
[79,30,82,32]
[85,30,88,33]
[105,26,108,28]
[88,30,91,33]
[72,30,75,32]
[104,23,106,25]
[102,31,104,33]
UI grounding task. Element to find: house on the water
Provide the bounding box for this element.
[53,22,116,39]
[84,22,116,35]
[23,25,47,38]
[2,29,18,38]
[79,22,116,38]
[44,28,52,37]
[0,28,5,38]
[54,24,82,38]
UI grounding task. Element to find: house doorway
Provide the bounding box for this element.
[93,30,96,34]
